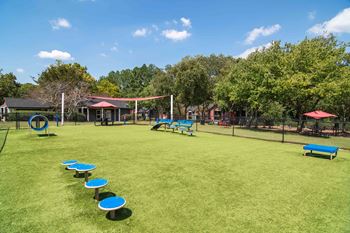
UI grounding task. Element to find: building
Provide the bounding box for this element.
[78,98,130,122]
[0,97,51,120]
[0,97,131,122]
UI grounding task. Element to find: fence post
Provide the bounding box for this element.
[16,112,20,130]
[232,115,235,136]
[282,118,285,143]
[195,114,198,131]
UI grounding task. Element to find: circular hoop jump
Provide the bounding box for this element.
[28,115,49,131]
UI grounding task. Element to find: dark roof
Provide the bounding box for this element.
[82,98,129,109]
[2,98,51,109]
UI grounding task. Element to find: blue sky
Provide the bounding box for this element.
[0,0,349,83]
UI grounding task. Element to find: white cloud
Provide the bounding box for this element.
[133,28,148,37]
[235,42,272,59]
[50,18,71,30]
[37,50,73,60]
[110,46,118,52]
[172,19,178,25]
[16,68,24,73]
[308,8,350,35]
[162,29,191,41]
[100,53,107,57]
[180,17,191,28]
[308,11,316,20]
[245,24,281,44]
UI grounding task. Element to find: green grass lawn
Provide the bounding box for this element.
[0,125,350,233]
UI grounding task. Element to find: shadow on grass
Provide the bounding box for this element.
[155,129,197,137]
[96,191,116,201]
[304,152,335,160]
[37,133,57,137]
[106,208,132,221]
[73,172,92,179]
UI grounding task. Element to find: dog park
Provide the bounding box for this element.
[1,1,350,232]
[0,106,350,232]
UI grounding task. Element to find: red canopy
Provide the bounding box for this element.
[303,110,337,120]
[90,101,117,108]
[89,95,168,101]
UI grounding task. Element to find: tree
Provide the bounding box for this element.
[0,70,20,103]
[36,61,95,117]
[18,83,37,98]
[276,36,348,129]
[100,64,160,98]
[96,79,119,97]
[171,57,211,116]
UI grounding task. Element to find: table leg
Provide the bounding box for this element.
[95,188,99,201]
[110,210,116,219]
[84,171,88,182]
[75,170,79,177]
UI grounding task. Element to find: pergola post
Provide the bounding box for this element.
[135,100,138,122]
[170,95,173,120]
[61,93,64,126]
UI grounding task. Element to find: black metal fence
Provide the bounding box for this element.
[0,111,88,130]
[193,116,350,150]
[0,127,9,154]
[2,111,350,150]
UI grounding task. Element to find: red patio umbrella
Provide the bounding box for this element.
[90,101,117,109]
[303,110,337,119]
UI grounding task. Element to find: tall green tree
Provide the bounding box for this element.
[36,61,96,116]
[171,57,211,116]
[96,79,119,97]
[0,70,20,103]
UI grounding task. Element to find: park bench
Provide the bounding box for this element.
[303,144,339,160]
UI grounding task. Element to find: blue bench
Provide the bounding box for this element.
[169,120,194,135]
[303,144,339,160]
[151,119,173,130]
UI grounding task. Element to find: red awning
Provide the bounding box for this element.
[89,95,168,101]
[303,110,337,120]
[90,101,117,108]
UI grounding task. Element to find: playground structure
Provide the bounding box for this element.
[28,114,50,134]
[151,119,194,136]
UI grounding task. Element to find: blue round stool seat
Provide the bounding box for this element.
[61,160,78,166]
[85,178,108,189]
[99,196,126,212]
[75,164,96,172]
[75,164,96,182]
[67,163,86,170]
[85,178,108,201]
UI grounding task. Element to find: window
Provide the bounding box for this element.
[96,110,101,120]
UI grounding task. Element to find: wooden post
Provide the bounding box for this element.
[84,171,89,182]
[110,210,116,219]
[95,188,99,201]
